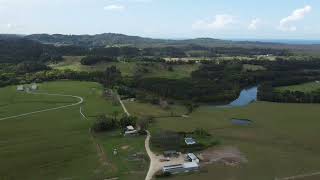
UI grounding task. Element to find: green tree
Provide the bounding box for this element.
[92,114,117,132]
[104,66,122,87]
[119,116,137,129]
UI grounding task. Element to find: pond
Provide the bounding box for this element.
[229,86,258,107]
[231,119,252,126]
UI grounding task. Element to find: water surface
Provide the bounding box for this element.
[229,87,258,107]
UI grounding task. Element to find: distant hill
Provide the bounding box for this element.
[26,33,282,48]
[24,33,320,55]
[26,33,175,47]
[0,36,45,63]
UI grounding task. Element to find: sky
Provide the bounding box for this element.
[0,0,319,40]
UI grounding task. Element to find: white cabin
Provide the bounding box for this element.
[17,85,24,91]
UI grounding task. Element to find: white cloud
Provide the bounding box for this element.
[104,4,125,11]
[192,14,235,30]
[279,5,312,31]
[248,18,261,31]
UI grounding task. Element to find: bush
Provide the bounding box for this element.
[151,131,183,150]
[81,56,116,65]
[119,116,137,129]
[92,115,117,132]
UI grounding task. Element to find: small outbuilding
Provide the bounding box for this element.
[162,162,199,174]
[17,85,24,91]
[186,153,200,163]
[185,137,197,145]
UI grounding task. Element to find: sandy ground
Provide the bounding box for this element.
[198,146,247,166]
[145,131,187,180]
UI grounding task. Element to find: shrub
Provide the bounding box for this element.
[119,116,137,129]
[151,131,183,150]
[92,115,117,132]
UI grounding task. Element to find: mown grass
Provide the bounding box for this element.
[50,56,199,78]
[0,81,147,180]
[127,100,320,180]
[276,81,320,92]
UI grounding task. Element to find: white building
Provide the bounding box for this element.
[186,153,200,163]
[17,85,24,91]
[162,162,199,174]
[124,126,138,136]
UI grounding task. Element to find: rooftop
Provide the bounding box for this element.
[185,137,196,145]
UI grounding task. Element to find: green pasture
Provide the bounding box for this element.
[127,100,320,180]
[276,81,320,92]
[0,81,146,180]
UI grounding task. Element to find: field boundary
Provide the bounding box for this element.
[276,171,320,180]
[80,106,88,120]
[0,91,84,121]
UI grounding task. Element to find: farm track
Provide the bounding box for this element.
[115,92,154,180]
[276,171,320,180]
[0,91,84,121]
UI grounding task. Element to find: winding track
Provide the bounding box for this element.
[145,130,156,180]
[0,92,84,121]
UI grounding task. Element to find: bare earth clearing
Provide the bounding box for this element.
[198,146,247,167]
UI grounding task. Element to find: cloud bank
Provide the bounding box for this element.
[279,5,312,31]
[192,14,235,30]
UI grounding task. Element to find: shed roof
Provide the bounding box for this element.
[126,126,134,130]
[185,137,196,145]
[183,162,199,168]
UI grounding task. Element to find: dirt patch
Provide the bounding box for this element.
[121,145,130,150]
[198,146,247,166]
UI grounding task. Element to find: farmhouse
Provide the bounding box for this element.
[185,137,197,145]
[162,162,199,174]
[17,85,24,91]
[124,126,138,136]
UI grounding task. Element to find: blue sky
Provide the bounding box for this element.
[0,0,319,39]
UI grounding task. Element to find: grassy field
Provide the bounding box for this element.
[50,56,199,79]
[127,100,320,180]
[276,81,320,92]
[124,100,187,118]
[0,81,147,180]
[242,64,266,71]
[49,56,138,76]
[143,63,200,79]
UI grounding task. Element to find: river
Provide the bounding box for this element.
[228,86,258,107]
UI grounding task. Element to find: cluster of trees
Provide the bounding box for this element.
[0,64,126,88]
[128,59,320,104]
[92,114,138,133]
[80,56,117,65]
[133,61,259,103]
[0,37,63,63]
[258,83,320,103]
